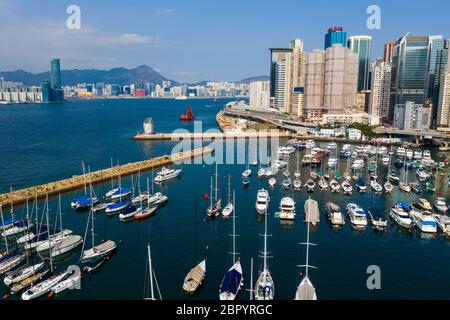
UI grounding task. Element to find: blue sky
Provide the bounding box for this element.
[0,0,449,82]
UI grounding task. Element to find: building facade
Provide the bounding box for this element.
[347,36,372,91]
[393,101,431,130]
[249,80,270,109]
[324,27,347,49]
[369,59,391,123]
[437,71,450,127]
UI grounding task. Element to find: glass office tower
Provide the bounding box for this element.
[347,36,372,91]
[324,27,347,49]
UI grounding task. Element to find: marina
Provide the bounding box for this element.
[0,98,450,300]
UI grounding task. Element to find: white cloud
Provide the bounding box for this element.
[0,16,160,71]
[155,8,175,15]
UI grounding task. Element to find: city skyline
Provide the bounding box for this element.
[1,0,450,82]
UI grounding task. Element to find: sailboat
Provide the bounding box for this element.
[81,177,117,262]
[207,164,221,217]
[144,243,162,300]
[49,195,83,259]
[219,191,243,300]
[294,212,317,300]
[222,175,234,217]
[399,157,411,193]
[254,211,274,300]
[21,195,71,300]
[182,259,206,294]
[384,155,394,193]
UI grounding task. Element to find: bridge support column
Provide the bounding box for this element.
[416,136,419,145]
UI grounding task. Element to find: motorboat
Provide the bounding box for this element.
[325,202,345,226]
[317,177,328,190]
[278,197,296,220]
[384,181,393,193]
[389,201,413,229]
[347,203,368,230]
[434,197,448,213]
[154,167,182,183]
[351,159,365,171]
[432,214,450,236]
[183,260,206,294]
[255,189,270,214]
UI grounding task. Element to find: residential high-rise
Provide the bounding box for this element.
[41,80,52,103]
[249,81,270,109]
[323,44,358,114]
[437,72,450,127]
[324,27,347,49]
[269,39,305,114]
[383,41,394,63]
[304,49,326,121]
[347,36,372,91]
[304,44,358,121]
[369,59,391,123]
[390,35,430,120]
[428,35,449,124]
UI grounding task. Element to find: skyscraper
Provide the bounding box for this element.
[269,39,305,114]
[324,27,347,49]
[428,35,449,124]
[383,41,394,63]
[323,44,358,114]
[41,80,52,103]
[270,48,291,110]
[347,36,372,92]
[437,71,450,127]
[304,44,358,120]
[390,35,430,119]
[51,58,62,90]
[369,59,391,123]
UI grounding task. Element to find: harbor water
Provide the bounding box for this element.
[0,98,450,300]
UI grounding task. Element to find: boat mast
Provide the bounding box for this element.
[263,209,268,272]
[250,257,254,301]
[215,163,219,203]
[89,171,95,250]
[232,190,236,264]
[147,178,150,210]
[45,194,53,272]
[82,162,87,195]
[147,243,155,300]
[227,175,231,204]
[0,204,9,255]
[209,177,213,209]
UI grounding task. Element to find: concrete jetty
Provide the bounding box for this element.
[0,147,212,208]
[134,131,292,140]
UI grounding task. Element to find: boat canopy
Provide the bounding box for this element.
[220,269,242,294]
[0,218,15,226]
[74,196,95,206]
[108,201,129,209]
[113,187,130,196]
[397,201,410,211]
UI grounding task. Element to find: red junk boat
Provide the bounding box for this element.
[180,105,195,121]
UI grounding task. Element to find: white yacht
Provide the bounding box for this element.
[347,203,368,230]
[389,201,413,229]
[255,189,270,215]
[410,200,437,233]
[434,197,448,213]
[154,167,182,183]
[432,214,450,236]
[268,177,277,188]
[279,197,296,220]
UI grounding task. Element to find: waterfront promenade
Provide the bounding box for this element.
[0,147,212,207]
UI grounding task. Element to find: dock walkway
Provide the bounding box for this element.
[0,147,212,208]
